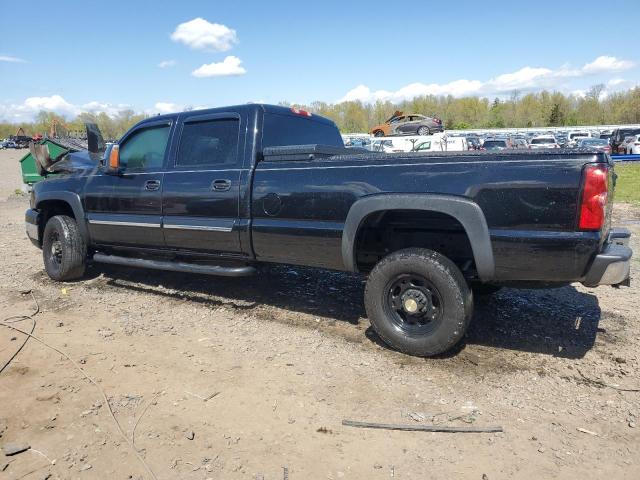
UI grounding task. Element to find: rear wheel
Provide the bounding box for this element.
[417,126,430,136]
[42,215,86,281]
[364,248,473,356]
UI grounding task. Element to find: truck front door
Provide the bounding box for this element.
[86,120,171,247]
[161,113,244,254]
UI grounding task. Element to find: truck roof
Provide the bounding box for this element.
[136,103,336,127]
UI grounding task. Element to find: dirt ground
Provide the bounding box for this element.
[0,148,638,480]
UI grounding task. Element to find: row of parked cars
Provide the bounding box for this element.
[1,136,35,149]
[344,125,640,154]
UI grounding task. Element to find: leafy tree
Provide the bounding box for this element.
[3,86,640,140]
[548,103,564,126]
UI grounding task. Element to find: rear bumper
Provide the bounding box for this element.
[25,208,41,248]
[582,228,632,287]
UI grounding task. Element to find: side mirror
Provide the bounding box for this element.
[106,145,121,174]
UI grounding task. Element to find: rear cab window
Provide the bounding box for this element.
[261,112,343,149]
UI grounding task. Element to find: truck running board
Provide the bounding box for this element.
[92,253,256,277]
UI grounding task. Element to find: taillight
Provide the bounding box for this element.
[578,165,608,231]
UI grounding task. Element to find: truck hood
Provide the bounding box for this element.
[49,150,101,174]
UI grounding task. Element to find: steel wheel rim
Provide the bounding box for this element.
[383,273,443,335]
[48,231,63,268]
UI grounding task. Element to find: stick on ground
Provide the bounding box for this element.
[342,419,503,433]
[577,369,640,392]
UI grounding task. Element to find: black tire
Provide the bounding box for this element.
[42,215,86,281]
[417,126,430,136]
[471,283,502,296]
[373,130,385,137]
[364,248,473,357]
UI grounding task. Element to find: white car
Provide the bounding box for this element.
[528,136,559,149]
[625,134,640,154]
[566,131,591,147]
[372,133,451,153]
[617,135,636,154]
[371,138,417,153]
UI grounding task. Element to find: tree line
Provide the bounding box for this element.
[0,110,147,142]
[1,84,639,140]
[293,84,640,132]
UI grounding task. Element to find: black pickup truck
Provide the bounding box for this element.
[25,104,632,356]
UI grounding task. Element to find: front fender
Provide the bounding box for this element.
[341,193,495,281]
[35,191,89,243]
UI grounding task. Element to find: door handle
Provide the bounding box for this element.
[144,180,161,191]
[211,179,232,192]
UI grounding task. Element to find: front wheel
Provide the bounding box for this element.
[417,126,430,136]
[373,130,385,137]
[364,248,473,357]
[42,215,87,281]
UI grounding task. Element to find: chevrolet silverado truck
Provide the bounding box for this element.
[25,104,632,356]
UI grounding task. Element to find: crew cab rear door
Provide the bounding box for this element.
[161,112,243,254]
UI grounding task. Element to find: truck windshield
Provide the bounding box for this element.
[262,113,343,148]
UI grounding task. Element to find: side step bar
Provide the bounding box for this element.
[92,253,256,277]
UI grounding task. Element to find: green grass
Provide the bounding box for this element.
[614,163,640,204]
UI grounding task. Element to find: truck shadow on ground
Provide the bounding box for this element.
[462,287,601,359]
[91,263,601,360]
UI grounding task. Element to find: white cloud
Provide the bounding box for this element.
[607,78,626,86]
[171,18,237,52]
[80,101,132,116]
[191,56,246,78]
[338,55,637,103]
[158,59,176,68]
[582,56,634,74]
[0,55,26,63]
[153,102,183,114]
[0,95,133,122]
[22,95,78,116]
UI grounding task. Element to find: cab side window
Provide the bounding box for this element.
[119,124,171,171]
[176,118,240,168]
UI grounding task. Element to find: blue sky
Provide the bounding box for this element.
[1,0,638,121]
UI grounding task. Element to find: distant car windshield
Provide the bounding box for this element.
[569,133,588,139]
[531,138,555,145]
[483,140,507,148]
[580,139,608,146]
